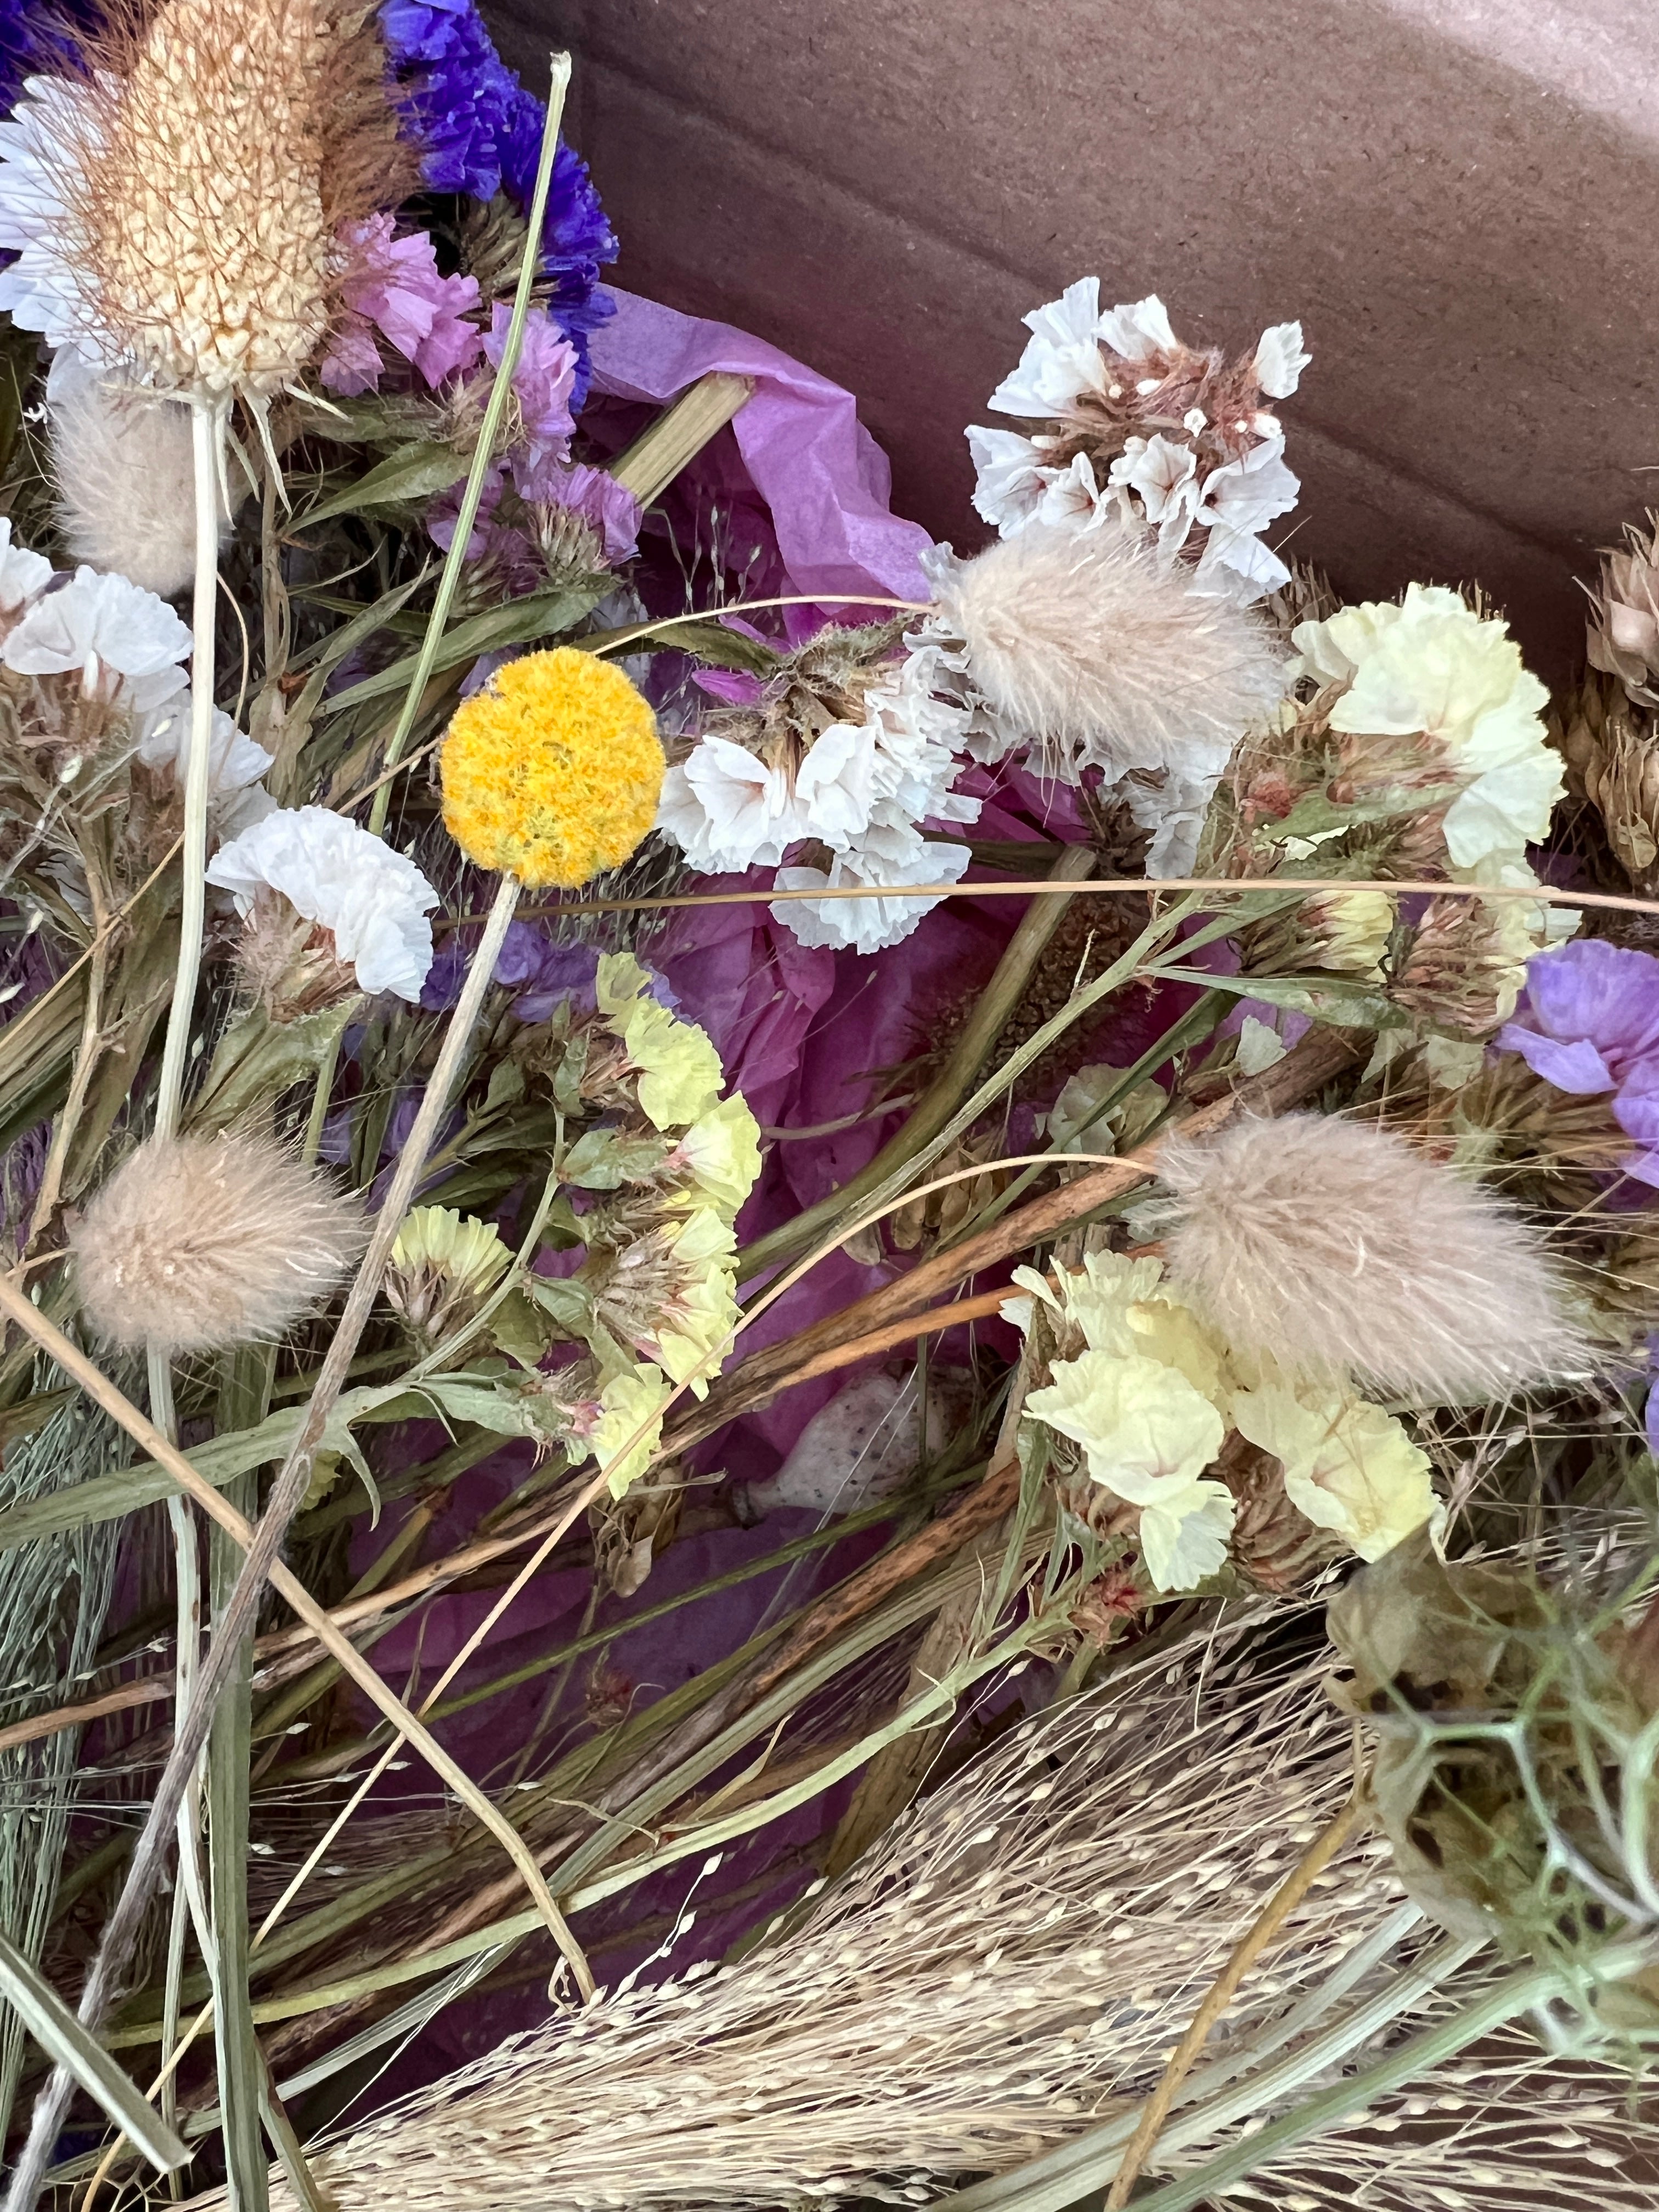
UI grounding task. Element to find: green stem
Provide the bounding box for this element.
[740,844,1097,1277]
[367,52,571,836]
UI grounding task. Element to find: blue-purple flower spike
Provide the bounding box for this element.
[379,0,617,393]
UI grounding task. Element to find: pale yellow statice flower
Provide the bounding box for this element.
[1026,1348,1233,1592]
[1231,1376,1437,1561]
[589,1362,673,1497]
[1045,1065,1167,1157]
[1308,887,1394,978]
[670,1094,763,1221]
[647,1205,741,1398]
[596,951,725,1130]
[1006,1250,1230,1401]
[1291,583,1562,868]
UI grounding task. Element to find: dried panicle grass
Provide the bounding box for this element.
[49,363,203,596]
[240,1624,1416,2212]
[59,0,409,397]
[69,1128,365,1357]
[1158,1113,1592,1404]
[1172,2018,1659,2209]
[929,521,1287,783]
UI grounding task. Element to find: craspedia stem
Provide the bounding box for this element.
[368,52,571,838]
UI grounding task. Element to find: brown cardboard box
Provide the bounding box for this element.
[488,0,1659,676]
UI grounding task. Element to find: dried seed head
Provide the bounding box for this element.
[70,1129,365,1356]
[928,521,1288,786]
[1158,1111,1593,1403]
[19,0,410,398]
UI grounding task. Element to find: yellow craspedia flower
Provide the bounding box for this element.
[441,647,664,888]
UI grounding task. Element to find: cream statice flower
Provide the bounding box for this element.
[205,805,438,1001]
[2,564,191,709]
[1291,585,1563,867]
[1231,1375,1438,1562]
[771,842,973,955]
[967,279,1309,602]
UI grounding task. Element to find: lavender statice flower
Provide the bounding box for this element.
[1494,936,1659,1184]
[538,461,642,565]
[378,0,617,388]
[321,214,483,394]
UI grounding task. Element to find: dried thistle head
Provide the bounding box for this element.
[69,1128,365,1356]
[1158,1111,1592,1404]
[927,521,1287,786]
[1588,514,1659,706]
[16,0,410,399]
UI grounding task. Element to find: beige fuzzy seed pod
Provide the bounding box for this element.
[1158,1111,1591,1404]
[50,364,206,596]
[929,520,1288,783]
[70,1130,366,1357]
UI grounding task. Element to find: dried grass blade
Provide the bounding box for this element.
[0,1928,187,2175]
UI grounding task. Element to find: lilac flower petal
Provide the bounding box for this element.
[1613,1082,1659,1147]
[1523,938,1659,1064]
[1647,1380,1659,1458]
[1494,1025,1618,1093]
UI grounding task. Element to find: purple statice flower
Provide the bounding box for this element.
[321,215,484,395]
[1495,938,1659,1186]
[482,302,577,494]
[536,461,642,565]
[427,466,541,596]
[377,0,618,392]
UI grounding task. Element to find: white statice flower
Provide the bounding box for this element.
[136,693,276,837]
[2,564,192,710]
[1231,1376,1438,1562]
[0,76,108,365]
[969,281,1309,604]
[1106,433,1199,550]
[656,722,883,874]
[1192,436,1301,595]
[966,424,1053,534]
[772,841,972,956]
[663,635,984,956]
[1096,293,1181,360]
[1291,583,1562,867]
[1252,321,1311,399]
[988,275,1115,420]
[0,517,50,619]
[1121,749,1236,875]
[1034,450,1114,532]
[205,805,438,1001]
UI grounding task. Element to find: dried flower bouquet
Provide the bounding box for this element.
[0,6,1652,2211]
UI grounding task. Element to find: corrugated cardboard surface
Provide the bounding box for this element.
[488,0,1659,674]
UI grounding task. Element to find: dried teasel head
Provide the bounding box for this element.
[1,0,411,400]
[69,1128,365,1357]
